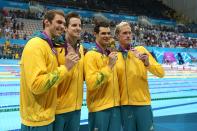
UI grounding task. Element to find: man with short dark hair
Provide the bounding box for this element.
[84,21,121,131]
[20,10,67,131]
[54,12,84,131]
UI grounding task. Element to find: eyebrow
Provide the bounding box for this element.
[122,31,131,34]
[101,32,111,35]
[57,20,65,25]
[71,23,81,26]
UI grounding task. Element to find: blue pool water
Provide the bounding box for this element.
[0,60,197,130]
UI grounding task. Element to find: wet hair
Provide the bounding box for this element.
[43,10,65,29]
[114,21,131,36]
[64,12,81,27]
[94,21,110,34]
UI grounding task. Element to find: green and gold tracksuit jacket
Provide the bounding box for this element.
[116,46,165,106]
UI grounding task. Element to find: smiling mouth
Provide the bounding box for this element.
[104,38,109,41]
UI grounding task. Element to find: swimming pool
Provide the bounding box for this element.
[0,60,197,130]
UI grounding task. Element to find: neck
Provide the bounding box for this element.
[120,43,130,50]
[66,35,78,48]
[96,40,106,52]
[43,29,52,39]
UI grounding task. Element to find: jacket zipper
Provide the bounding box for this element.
[124,59,129,103]
[75,64,79,110]
[113,68,115,106]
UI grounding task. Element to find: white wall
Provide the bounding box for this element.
[161,0,197,22]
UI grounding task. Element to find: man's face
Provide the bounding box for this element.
[65,17,82,39]
[117,25,132,46]
[48,14,65,37]
[96,27,111,48]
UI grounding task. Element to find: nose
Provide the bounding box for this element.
[126,33,132,38]
[105,33,111,37]
[77,25,82,31]
[126,33,130,37]
[60,24,65,30]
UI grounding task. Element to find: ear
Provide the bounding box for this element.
[65,27,68,32]
[43,19,50,27]
[115,33,119,40]
[93,32,97,37]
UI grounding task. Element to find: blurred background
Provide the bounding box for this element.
[0,0,197,130]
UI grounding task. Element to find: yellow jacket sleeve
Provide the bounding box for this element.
[56,44,85,81]
[136,46,165,78]
[84,51,112,91]
[21,38,67,95]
